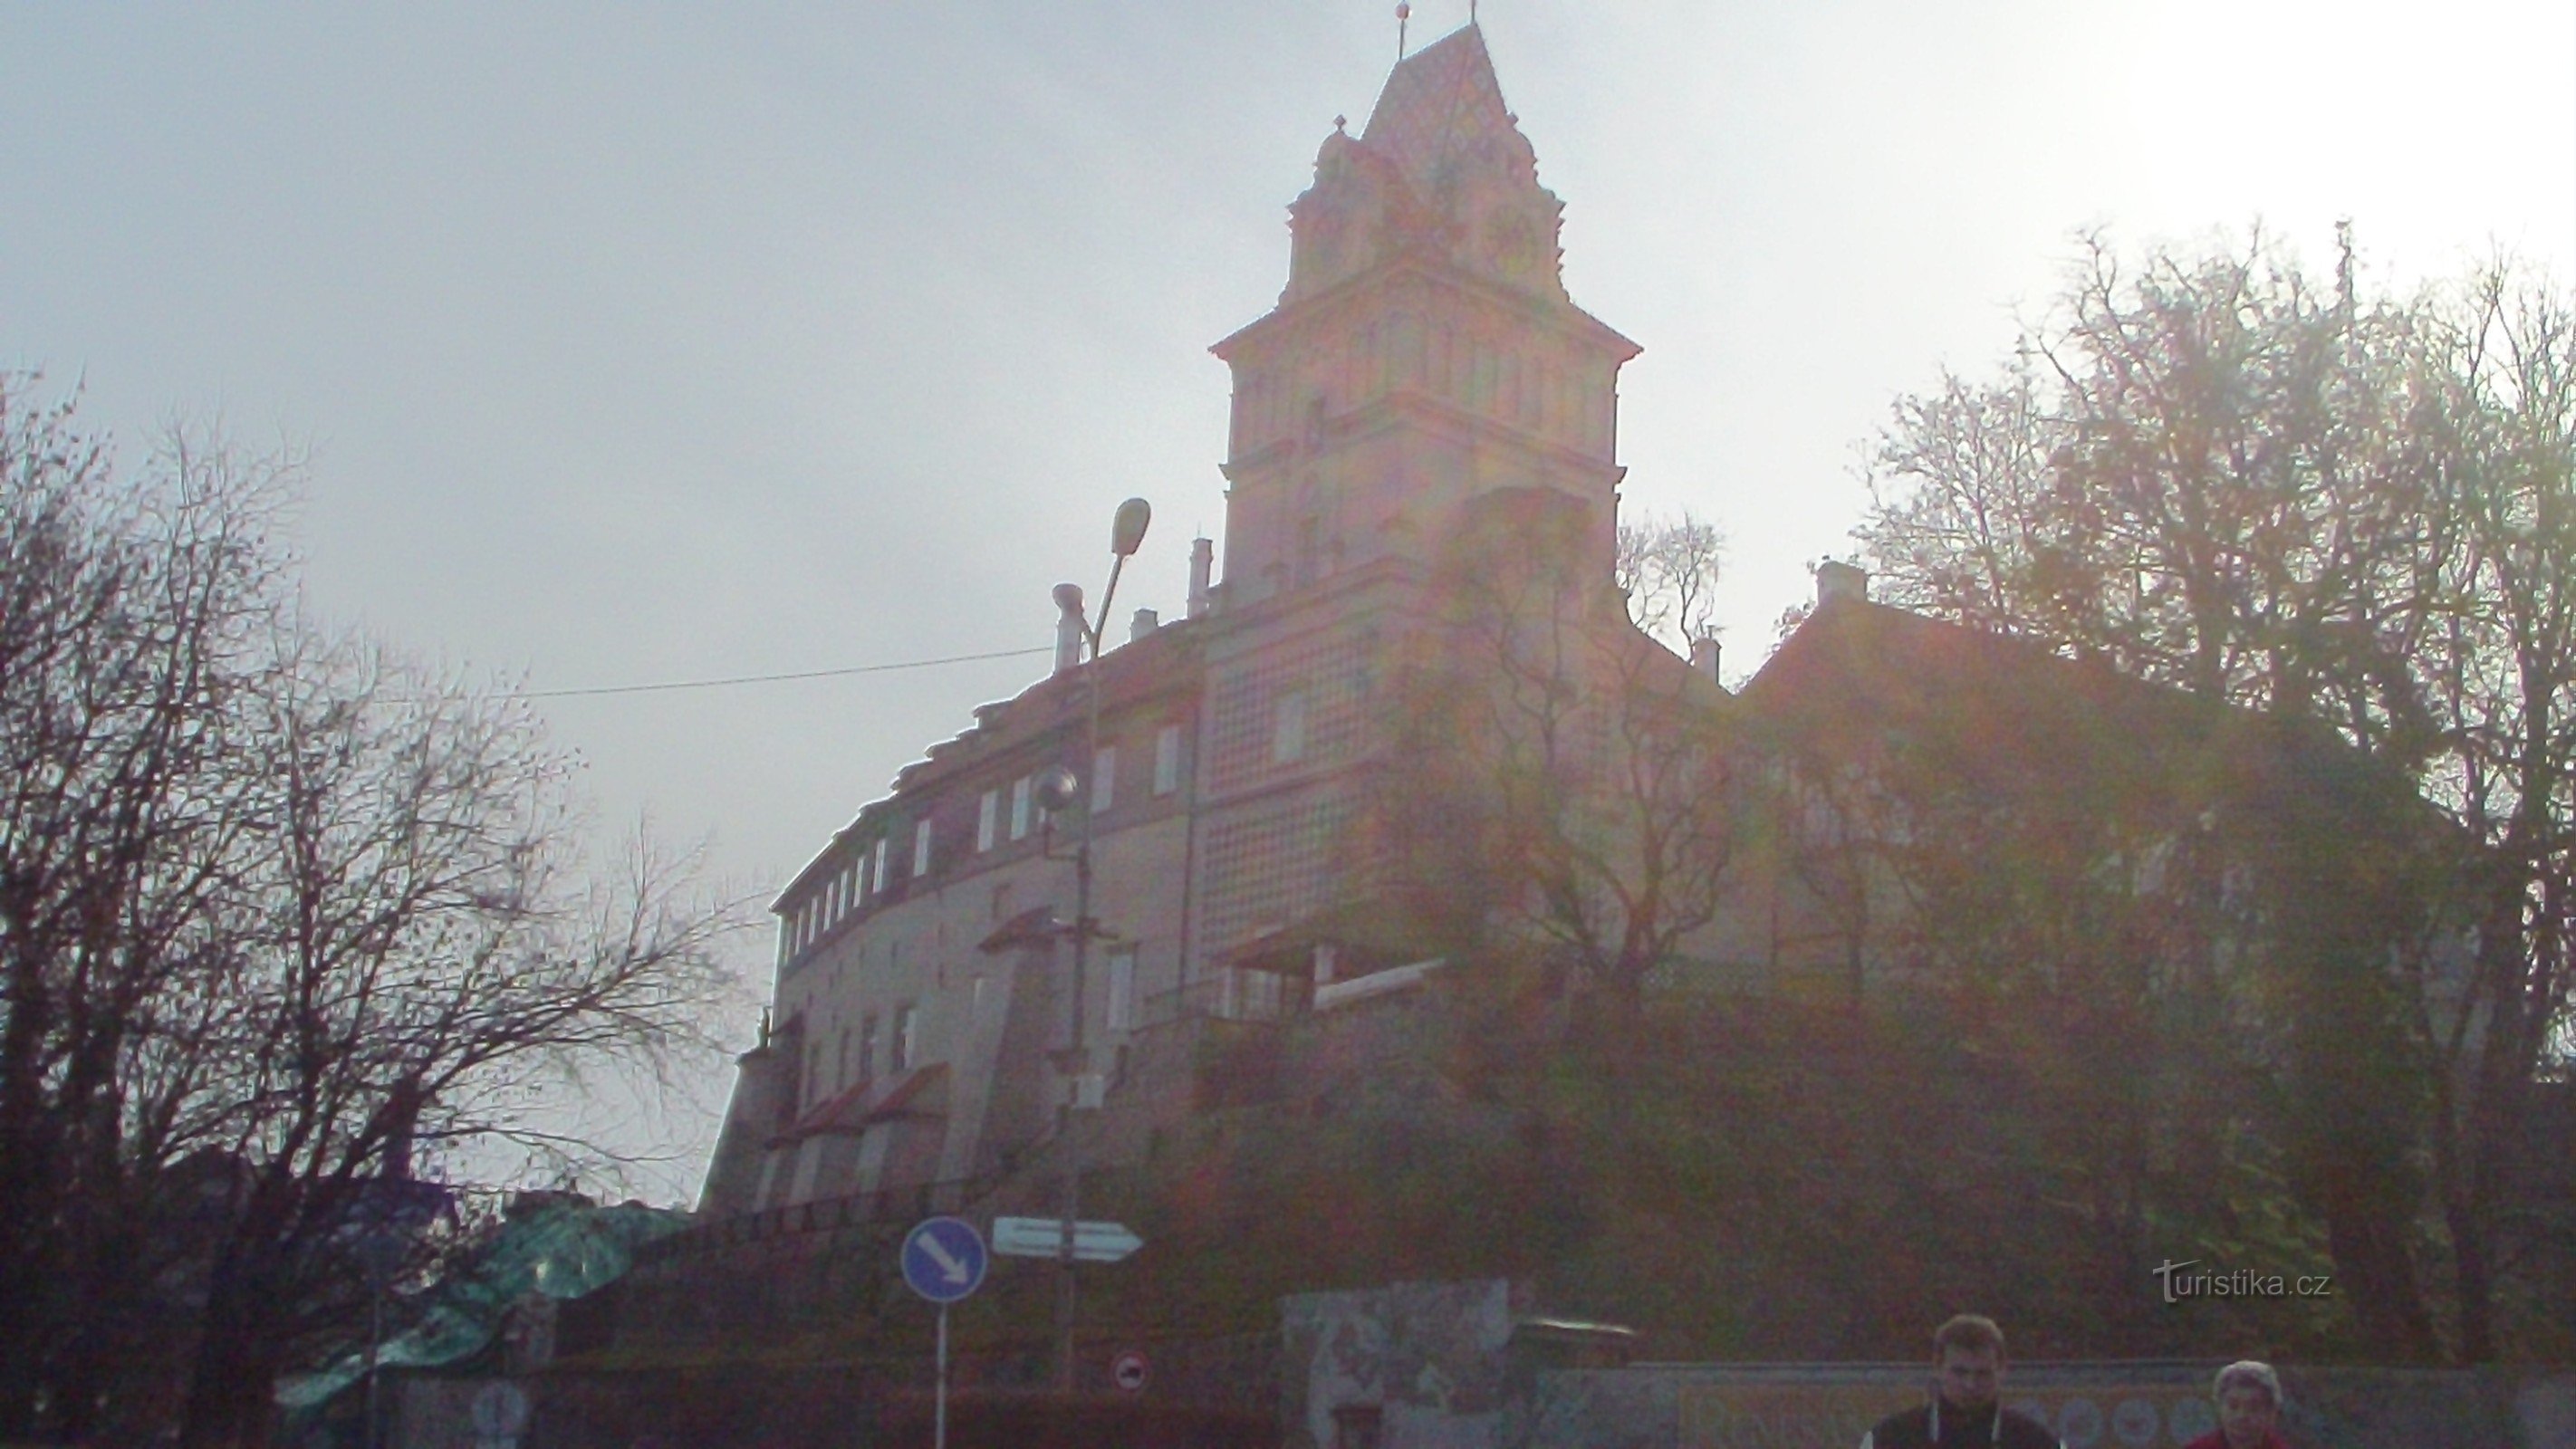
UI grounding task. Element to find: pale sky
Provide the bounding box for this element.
[7,2,2571,1197]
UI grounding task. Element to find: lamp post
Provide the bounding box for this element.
[1045,495,1150,1396]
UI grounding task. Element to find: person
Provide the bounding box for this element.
[1859,1314,2061,1448]
[2181,1361,2290,1449]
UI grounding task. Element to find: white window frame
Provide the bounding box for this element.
[1010,775,1032,840]
[1154,724,1181,795]
[977,790,998,852]
[1091,745,1116,813]
[894,1003,919,1071]
[872,837,890,894]
[1106,948,1136,1032]
[913,818,933,878]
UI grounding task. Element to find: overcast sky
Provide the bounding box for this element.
[7,1,2571,1197]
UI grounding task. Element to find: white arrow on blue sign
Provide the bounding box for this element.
[989,1215,1144,1262]
[901,1215,989,1303]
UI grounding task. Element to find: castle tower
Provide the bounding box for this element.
[1209,24,1641,605]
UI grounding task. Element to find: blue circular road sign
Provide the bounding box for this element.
[900,1215,988,1303]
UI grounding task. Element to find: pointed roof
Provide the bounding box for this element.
[1360,24,1534,202]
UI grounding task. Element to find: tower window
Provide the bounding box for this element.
[1274,691,1309,764]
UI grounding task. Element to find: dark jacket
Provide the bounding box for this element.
[1861,1399,2061,1449]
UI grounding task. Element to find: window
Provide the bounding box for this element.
[1154,724,1181,795]
[977,790,998,852]
[804,1041,822,1109]
[913,818,933,878]
[1273,691,1308,764]
[836,1027,851,1092]
[1091,745,1116,813]
[1010,775,1033,840]
[972,974,988,1019]
[859,1012,877,1083]
[872,837,890,894]
[894,1003,919,1071]
[1106,948,1136,1032]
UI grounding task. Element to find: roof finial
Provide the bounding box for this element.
[1396,2,1410,59]
[1470,0,1479,22]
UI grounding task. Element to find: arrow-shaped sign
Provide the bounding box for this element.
[918,1231,972,1283]
[989,1215,1144,1262]
[899,1217,987,1303]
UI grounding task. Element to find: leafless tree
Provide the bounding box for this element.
[1859,233,2576,1361]
[1617,507,1725,656]
[0,376,745,1446]
[1379,490,1738,1016]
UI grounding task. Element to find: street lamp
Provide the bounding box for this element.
[1047,495,1149,1396]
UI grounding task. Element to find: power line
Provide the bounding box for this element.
[525,645,1053,700]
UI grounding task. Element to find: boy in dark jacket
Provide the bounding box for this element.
[1859,1314,2060,1449]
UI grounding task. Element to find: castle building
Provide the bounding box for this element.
[697,24,1655,1217]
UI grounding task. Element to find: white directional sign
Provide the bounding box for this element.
[989,1215,1144,1262]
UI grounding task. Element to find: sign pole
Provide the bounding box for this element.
[899,1217,986,1449]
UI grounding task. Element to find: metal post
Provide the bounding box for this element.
[1055,570,1109,1394]
[1050,500,1147,1399]
[935,1301,949,1449]
[364,1282,383,1449]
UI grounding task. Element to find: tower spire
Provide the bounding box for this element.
[1397,3,1410,59]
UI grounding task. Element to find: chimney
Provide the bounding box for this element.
[1187,537,1215,619]
[1053,582,1085,674]
[1129,607,1160,643]
[1690,637,1722,684]
[1817,561,1870,608]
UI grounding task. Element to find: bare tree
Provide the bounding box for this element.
[2407,269,2576,1363]
[0,383,292,1441]
[1859,233,2576,1361]
[0,377,745,1446]
[1379,490,1738,1016]
[1617,507,1725,656]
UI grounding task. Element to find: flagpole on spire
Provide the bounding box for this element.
[1397,2,1410,59]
